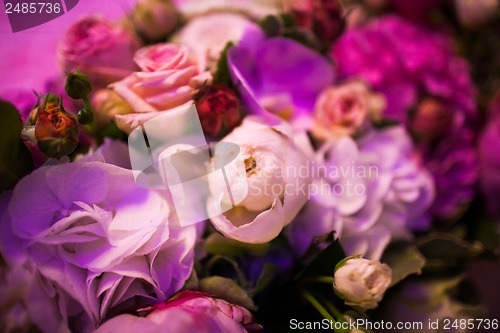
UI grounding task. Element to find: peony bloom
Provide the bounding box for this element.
[207,118,310,244]
[311,80,385,141]
[173,12,259,72]
[288,126,434,260]
[58,16,141,87]
[111,43,211,132]
[132,0,179,41]
[228,27,335,124]
[334,257,392,310]
[93,291,262,333]
[0,162,197,333]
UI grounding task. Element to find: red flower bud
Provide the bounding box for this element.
[410,97,453,143]
[290,0,345,45]
[35,102,79,158]
[196,84,241,138]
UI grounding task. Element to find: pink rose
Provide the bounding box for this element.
[312,80,385,141]
[111,43,211,132]
[93,291,262,333]
[91,89,134,128]
[58,16,141,87]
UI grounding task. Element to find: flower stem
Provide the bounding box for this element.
[301,290,335,322]
[303,276,336,285]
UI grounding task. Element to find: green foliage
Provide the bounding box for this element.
[212,42,234,87]
[199,276,257,311]
[382,242,426,287]
[0,101,34,191]
[205,233,269,258]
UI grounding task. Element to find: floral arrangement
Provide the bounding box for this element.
[1,0,499,332]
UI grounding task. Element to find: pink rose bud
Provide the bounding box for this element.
[34,100,79,158]
[195,84,241,137]
[312,80,385,141]
[58,16,141,87]
[409,97,453,143]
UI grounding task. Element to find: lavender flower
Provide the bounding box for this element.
[0,162,197,332]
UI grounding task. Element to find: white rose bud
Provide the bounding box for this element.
[132,0,179,41]
[334,257,392,310]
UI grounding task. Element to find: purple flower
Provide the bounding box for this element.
[228,27,335,123]
[331,15,476,127]
[423,135,478,219]
[287,126,434,260]
[0,162,197,333]
[331,15,479,219]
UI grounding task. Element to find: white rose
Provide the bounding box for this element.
[173,12,259,71]
[334,257,392,310]
[172,0,287,19]
[207,117,310,243]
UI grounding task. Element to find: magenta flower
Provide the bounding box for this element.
[93,291,262,333]
[331,15,476,127]
[331,15,479,219]
[479,92,500,218]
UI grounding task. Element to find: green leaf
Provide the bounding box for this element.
[298,237,346,281]
[417,233,482,260]
[382,243,426,287]
[259,15,283,37]
[199,276,257,311]
[250,263,279,296]
[205,233,269,258]
[0,100,34,191]
[372,118,401,129]
[181,268,199,291]
[212,42,234,86]
[204,255,248,289]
